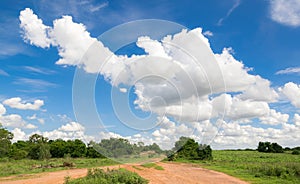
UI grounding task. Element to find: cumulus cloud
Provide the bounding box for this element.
[0,104,6,115]
[0,102,38,129]
[294,113,300,126]
[259,109,289,125]
[3,97,44,110]
[20,8,298,149]
[270,0,300,27]
[279,82,300,108]
[19,8,51,48]
[37,122,93,141]
[58,121,85,132]
[11,128,27,141]
[0,114,27,128]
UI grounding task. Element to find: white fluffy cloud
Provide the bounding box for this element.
[270,0,300,27]
[11,128,27,141]
[19,8,51,48]
[259,109,289,125]
[58,121,85,132]
[280,82,300,108]
[3,97,44,110]
[294,114,300,126]
[0,104,6,115]
[19,8,299,149]
[37,122,92,141]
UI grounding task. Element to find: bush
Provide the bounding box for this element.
[257,142,283,153]
[167,137,212,161]
[292,150,300,155]
[65,168,148,184]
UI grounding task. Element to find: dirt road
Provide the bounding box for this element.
[0,162,248,184]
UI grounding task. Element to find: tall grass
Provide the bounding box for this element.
[176,150,300,184]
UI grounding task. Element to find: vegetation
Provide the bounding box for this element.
[64,168,148,184]
[257,141,284,153]
[174,150,300,184]
[0,157,117,177]
[167,136,212,161]
[141,162,164,170]
[0,125,163,161]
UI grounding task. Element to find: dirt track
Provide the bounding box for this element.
[0,162,248,184]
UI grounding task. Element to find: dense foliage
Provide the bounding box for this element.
[258,141,284,153]
[65,168,148,184]
[167,136,212,161]
[0,125,163,160]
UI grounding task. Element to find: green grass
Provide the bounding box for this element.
[141,163,164,170]
[64,168,148,184]
[0,157,117,177]
[132,165,143,170]
[170,150,300,184]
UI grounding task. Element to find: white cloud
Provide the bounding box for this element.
[58,121,85,132]
[213,120,300,149]
[259,109,289,125]
[19,8,51,48]
[25,123,38,129]
[203,30,213,37]
[0,69,9,76]
[20,9,300,149]
[276,67,300,75]
[27,114,45,124]
[119,88,127,93]
[239,76,278,102]
[279,82,300,108]
[0,103,37,129]
[294,113,300,126]
[0,103,6,115]
[89,2,108,12]
[217,0,241,26]
[270,0,300,27]
[228,97,270,120]
[3,97,44,110]
[0,114,27,128]
[11,128,27,141]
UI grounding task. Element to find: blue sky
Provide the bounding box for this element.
[0,0,300,149]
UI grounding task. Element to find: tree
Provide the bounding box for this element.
[28,134,51,160]
[49,139,67,158]
[0,124,13,157]
[168,137,213,161]
[257,141,283,153]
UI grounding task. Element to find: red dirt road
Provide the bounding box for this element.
[0,162,248,184]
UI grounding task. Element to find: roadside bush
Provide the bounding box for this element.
[65,168,148,184]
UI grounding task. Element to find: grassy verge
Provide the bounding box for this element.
[64,168,148,184]
[169,150,300,184]
[141,163,164,170]
[0,157,117,177]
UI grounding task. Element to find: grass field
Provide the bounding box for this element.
[0,157,117,177]
[174,150,300,184]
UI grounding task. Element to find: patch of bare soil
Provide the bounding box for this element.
[0,162,248,184]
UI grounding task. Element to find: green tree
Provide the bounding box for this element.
[49,139,67,158]
[0,124,13,157]
[168,137,213,161]
[28,134,51,160]
[257,141,283,153]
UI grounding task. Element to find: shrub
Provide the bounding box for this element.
[292,150,300,155]
[65,168,148,184]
